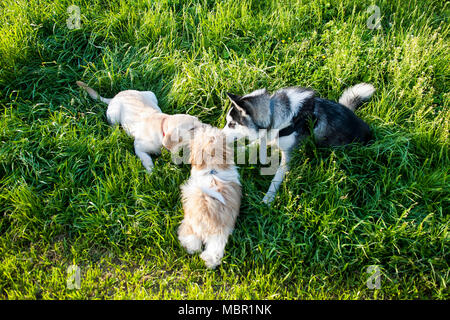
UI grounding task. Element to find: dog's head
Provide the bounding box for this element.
[222,89,271,143]
[162,115,202,152]
[190,125,232,171]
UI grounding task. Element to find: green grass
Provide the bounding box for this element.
[0,0,448,299]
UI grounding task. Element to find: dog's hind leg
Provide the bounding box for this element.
[106,100,122,125]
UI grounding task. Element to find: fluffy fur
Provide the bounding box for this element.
[339,83,376,112]
[164,125,241,269]
[223,83,375,204]
[76,81,202,173]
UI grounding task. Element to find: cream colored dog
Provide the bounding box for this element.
[163,124,242,269]
[76,81,202,173]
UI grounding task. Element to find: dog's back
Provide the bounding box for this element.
[313,97,373,146]
[181,176,241,238]
[311,83,375,146]
[271,84,374,146]
[102,90,161,126]
[76,81,161,126]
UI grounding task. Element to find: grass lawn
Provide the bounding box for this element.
[0,0,448,299]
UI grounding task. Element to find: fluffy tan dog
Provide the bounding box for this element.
[76,81,202,173]
[164,124,242,269]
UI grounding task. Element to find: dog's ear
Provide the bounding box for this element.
[162,127,179,151]
[226,93,241,106]
[163,126,192,165]
[226,92,249,114]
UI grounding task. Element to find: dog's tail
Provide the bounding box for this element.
[339,83,375,111]
[76,81,112,104]
[200,187,226,205]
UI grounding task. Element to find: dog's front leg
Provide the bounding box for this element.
[262,150,290,204]
[178,221,202,254]
[200,234,228,269]
[134,140,154,173]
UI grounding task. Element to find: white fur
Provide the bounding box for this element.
[185,175,226,205]
[222,109,257,142]
[178,234,202,254]
[187,168,240,207]
[242,88,267,98]
[77,81,201,173]
[277,131,297,150]
[200,187,226,205]
[193,166,240,183]
[262,133,294,204]
[200,234,229,269]
[285,88,315,115]
[339,83,375,111]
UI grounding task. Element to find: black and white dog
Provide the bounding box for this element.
[222,83,375,204]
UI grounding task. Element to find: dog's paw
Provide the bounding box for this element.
[143,163,155,174]
[262,192,276,205]
[179,235,202,254]
[200,251,221,269]
[145,167,153,174]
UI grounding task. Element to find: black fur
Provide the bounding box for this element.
[227,87,372,147]
[313,98,372,146]
[279,92,317,138]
